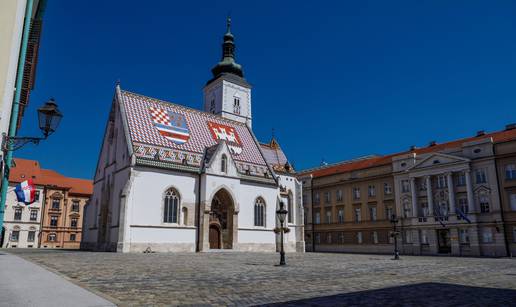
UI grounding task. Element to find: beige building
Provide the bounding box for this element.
[299,124,516,257]
[0,158,92,249]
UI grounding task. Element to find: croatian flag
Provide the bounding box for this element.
[15,179,36,205]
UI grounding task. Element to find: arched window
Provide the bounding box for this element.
[221,154,227,173]
[254,198,265,227]
[182,207,188,226]
[233,97,240,114]
[164,189,180,223]
[287,192,293,224]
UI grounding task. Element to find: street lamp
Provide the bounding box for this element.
[2,98,63,151]
[276,201,288,266]
[390,214,400,260]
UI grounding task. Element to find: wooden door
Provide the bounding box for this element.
[209,225,220,249]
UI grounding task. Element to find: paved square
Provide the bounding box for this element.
[6,249,516,306]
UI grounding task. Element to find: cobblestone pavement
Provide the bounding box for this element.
[5,249,516,306]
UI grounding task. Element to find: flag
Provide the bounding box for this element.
[149,107,190,145]
[14,179,36,205]
[455,207,472,224]
[433,206,445,227]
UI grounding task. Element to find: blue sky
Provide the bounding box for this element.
[18,0,516,179]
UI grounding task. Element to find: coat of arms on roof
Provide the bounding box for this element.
[207,121,243,155]
[149,107,190,145]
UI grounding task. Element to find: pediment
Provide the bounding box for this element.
[203,141,239,177]
[409,153,470,171]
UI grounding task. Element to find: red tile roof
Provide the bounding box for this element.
[9,158,93,195]
[301,127,516,178]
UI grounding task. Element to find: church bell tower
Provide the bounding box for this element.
[203,17,252,128]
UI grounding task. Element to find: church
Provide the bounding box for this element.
[81,19,305,253]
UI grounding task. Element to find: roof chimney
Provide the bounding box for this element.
[428,140,437,147]
[476,130,486,137]
[505,123,516,131]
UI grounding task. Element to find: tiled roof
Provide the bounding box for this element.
[120,89,268,170]
[301,127,516,178]
[259,138,295,174]
[9,158,93,195]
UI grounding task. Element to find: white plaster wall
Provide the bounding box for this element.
[203,78,252,127]
[2,184,42,248]
[125,167,198,245]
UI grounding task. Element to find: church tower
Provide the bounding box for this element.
[204,17,252,128]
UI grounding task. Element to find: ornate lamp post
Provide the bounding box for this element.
[0,98,62,235]
[276,201,288,266]
[390,214,400,260]
[2,98,63,151]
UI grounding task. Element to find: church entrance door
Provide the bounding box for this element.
[209,225,221,249]
[209,189,235,249]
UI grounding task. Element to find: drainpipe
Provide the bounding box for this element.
[0,0,36,234]
[493,151,511,257]
[196,171,202,252]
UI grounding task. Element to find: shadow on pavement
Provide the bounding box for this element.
[262,282,516,306]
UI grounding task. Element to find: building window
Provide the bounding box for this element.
[513,227,516,243]
[437,175,447,188]
[71,201,80,212]
[354,207,361,223]
[50,216,58,227]
[480,193,490,213]
[420,202,429,217]
[475,169,487,184]
[34,190,40,202]
[70,218,78,228]
[369,206,377,222]
[326,233,332,244]
[287,193,293,223]
[339,232,345,244]
[420,229,428,245]
[385,206,393,220]
[27,231,35,242]
[457,172,466,186]
[458,198,469,217]
[11,230,20,242]
[506,164,516,180]
[52,198,60,210]
[325,210,332,224]
[353,187,360,200]
[372,231,378,244]
[315,233,321,244]
[357,232,363,244]
[48,233,56,242]
[14,208,22,221]
[314,192,320,205]
[419,179,427,191]
[482,228,493,243]
[29,210,38,221]
[336,189,343,202]
[337,208,344,224]
[210,99,215,113]
[384,183,392,195]
[182,207,188,226]
[314,212,320,224]
[404,231,412,244]
[368,185,376,197]
[254,198,265,227]
[459,229,470,244]
[233,97,240,114]
[401,180,410,193]
[163,189,180,223]
[510,193,516,211]
[70,233,76,241]
[324,191,331,204]
[403,198,411,218]
[221,154,227,173]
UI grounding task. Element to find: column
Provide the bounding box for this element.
[426,176,434,215]
[465,170,475,213]
[410,177,418,217]
[447,172,456,215]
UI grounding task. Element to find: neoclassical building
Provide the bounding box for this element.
[81,20,304,253]
[299,125,516,257]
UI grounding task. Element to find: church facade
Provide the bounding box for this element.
[81,20,304,253]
